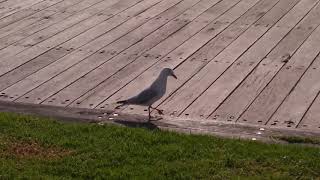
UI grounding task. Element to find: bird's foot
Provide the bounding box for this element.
[156,109,164,115]
[154,116,163,121]
[148,116,163,122]
[115,104,124,109]
[151,107,164,115]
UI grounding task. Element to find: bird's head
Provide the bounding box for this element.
[162,68,177,79]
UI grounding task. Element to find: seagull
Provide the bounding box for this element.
[116,68,177,121]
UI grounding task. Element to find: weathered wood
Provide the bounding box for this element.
[0,0,62,29]
[0,0,158,90]
[0,1,136,75]
[268,54,320,129]
[0,0,44,19]
[59,0,155,50]
[299,88,320,130]
[137,0,297,116]
[180,0,318,119]
[210,1,320,123]
[42,0,222,107]
[76,0,259,110]
[239,24,320,126]
[14,0,193,104]
[0,0,26,14]
[115,0,267,116]
[1,0,183,101]
[0,0,131,75]
[0,0,106,52]
[0,0,86,39]
[23,0,201,105]
[69,0,243,109]
[0,0,119,58]
[158,0,286,116]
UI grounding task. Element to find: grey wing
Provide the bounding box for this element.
[130,88,158,105]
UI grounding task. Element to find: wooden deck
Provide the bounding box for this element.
[1,0,320,139]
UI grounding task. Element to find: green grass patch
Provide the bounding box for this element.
[0,112,319,179]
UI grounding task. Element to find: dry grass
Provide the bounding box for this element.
[3,139,73,159]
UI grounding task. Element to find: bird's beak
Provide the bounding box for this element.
[172,73,177,79]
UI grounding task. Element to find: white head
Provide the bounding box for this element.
[161,68,177,79]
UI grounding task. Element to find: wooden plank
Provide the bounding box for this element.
[268,54,320,129]
[0,0,25,13]
[0,0,183,101]
[59,0,155,50]
[115,1,284,114]
[158,0,288,116]
[0,0,87,39]
[17,0,202,104]
[68,0,243,109]
[0,0,119,58]
[0,0,44,19]
[180,0,319,119]
[0,0,135,58]
[0,0,24,16]
[299,87,320,130]
[0,0,125,74]
[74,0,260,109]
[210,1,320,123]
[0,0,41,12]
[40,0,221,106]
[239,25,320,126]
[0,0,161,90]
[0,0,62,29]
[0,0,104,51]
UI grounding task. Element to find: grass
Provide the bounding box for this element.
[0,112,320,179]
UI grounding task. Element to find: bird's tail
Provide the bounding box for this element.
[116,100,127,104]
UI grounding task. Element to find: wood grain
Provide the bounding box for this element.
[0,0,155,90]
[210,1,320,123]
[1,0,183,102]
[268,54,320,129]
[42,0,219,106]
[159,0,285,116]
[299,86,320,130]
[0,0,119,58]
[0,0,63,29]
[0,0,86,39]
[238,24,320,126]
[0,0,105,52]
[0,0,122,74]
[181,0,318,119]
[68,0,243,109]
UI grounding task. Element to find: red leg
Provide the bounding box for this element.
[148,106,151,122]
[150,106,164,115]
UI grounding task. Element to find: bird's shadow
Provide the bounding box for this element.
[114,119,160,130]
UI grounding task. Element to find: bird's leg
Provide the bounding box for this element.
[150,106,164,115]
[115,104,124,109]
[148,106,151,122]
